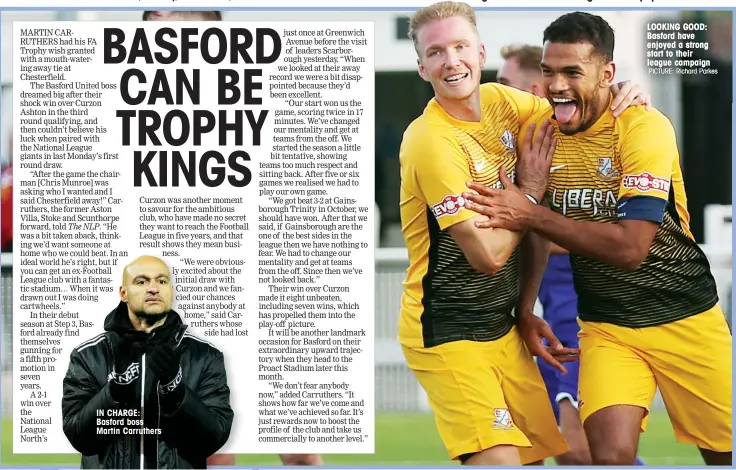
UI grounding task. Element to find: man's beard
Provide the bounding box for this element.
[134,310,168,325]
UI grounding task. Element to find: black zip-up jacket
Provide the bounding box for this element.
[61,302,234,469]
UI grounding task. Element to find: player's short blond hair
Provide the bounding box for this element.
[500,44,543,72]
[408,1,478,53]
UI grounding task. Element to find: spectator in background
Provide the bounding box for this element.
[497,44,545,97]
[497,43,645,467]
[142,9,325,468]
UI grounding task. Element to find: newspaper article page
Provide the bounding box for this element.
[13,20,375,454]
[1,4,732,469]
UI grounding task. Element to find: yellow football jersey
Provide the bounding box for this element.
[398,83,549,348]
[526,100,718,327]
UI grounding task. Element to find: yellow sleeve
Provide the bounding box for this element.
[616,110,676,223]
[484,83,552,127]
[618,111,676,201]
[401,130,476,230]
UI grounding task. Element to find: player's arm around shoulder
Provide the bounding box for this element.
[404,125,523,275]
[612,106,676,270]
[484,82,552,127]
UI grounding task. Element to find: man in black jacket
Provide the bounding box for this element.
[61,255,233,469]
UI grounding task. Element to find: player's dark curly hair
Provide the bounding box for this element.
[542,12,614,62]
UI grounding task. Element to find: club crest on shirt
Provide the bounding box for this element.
[597,157,619,181]
[500,130,515,151]
[492,408,514,431]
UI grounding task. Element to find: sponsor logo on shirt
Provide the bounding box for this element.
[550,188,617,217]
[622,172,670,194]
[431,194,465,218]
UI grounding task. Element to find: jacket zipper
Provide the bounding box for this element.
[136,325,184,469]
[156,383,161,469]
[163,327,184,469]
[140,353,146,470]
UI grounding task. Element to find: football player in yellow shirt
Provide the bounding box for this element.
[463,11,732,466]
[398,2,650,466]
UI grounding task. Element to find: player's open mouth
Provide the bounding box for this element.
[552,97,578,124]
[444,72,469,85]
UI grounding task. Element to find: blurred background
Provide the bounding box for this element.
[0,8,732,466]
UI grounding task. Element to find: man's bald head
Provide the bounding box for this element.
[142,11,222,21]
[120,255,174,318]
[122,255,169,284]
